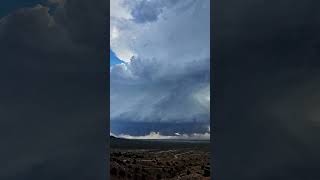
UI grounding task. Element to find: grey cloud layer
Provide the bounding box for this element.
[0,1,107,179]
[0,0,106,72]
[213,0,320,179]
[111,57,210,123]
[128,0,188,23]
[110,0,210,62]
[110,0,210,136]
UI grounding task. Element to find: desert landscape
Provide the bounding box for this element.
[110,136,210,180]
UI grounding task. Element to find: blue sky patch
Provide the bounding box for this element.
[110,48,124,66]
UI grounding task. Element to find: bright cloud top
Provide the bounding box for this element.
[110,0,210,138]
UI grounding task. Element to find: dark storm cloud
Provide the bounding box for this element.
[110,57,210,136]
[110,0,210,138]
[128,0,181,23]
[213,0,320,179]
[130,0,164,23]
[0,1,107,179]
[127,0,199,24]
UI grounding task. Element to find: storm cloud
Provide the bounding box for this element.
[110,0,210,136]
[0,0,107,179]
[213,0,320,179]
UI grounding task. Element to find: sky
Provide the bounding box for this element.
[110,48,124,66]
[0,0,107,179]
[0,0,45,17]
[2,0,320,179]
[213,0,320,179]
[110,0,210,139]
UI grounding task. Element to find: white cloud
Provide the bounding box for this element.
[110,0,210,63]
[110,132,117,137]
[110,0,132,20]
[116,131,210,140]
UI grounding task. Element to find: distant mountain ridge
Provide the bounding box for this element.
[110,135,117,139]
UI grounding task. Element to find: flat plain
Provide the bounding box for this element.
[110,136,210,180]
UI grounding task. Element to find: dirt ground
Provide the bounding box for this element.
[110,149,210,180]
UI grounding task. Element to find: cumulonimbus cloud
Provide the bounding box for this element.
[0,0,107,179]
[110,0,210,137]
